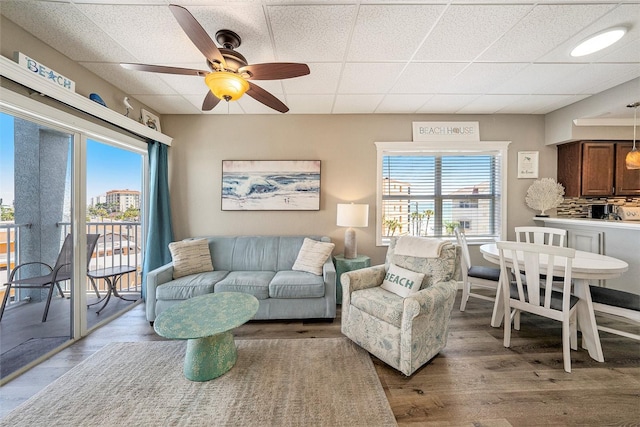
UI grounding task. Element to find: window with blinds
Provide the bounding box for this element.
[376,141,508,244]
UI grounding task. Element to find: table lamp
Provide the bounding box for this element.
[337,203,369,259]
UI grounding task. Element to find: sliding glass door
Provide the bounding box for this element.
[0,104,147,380]
[84,139,143,328]
[0,111,76,379]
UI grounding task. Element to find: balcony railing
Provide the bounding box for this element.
[0,221,142,309]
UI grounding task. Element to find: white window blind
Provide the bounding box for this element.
[376,141,510,245]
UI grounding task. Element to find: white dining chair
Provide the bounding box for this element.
[515,226,566,246]
[497,241,578,373]
[589,286,640,342]
[455,227,501,312]
[513,226,568,329]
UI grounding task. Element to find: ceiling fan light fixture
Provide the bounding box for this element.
[205,71,249,101]
[570,27,626,57]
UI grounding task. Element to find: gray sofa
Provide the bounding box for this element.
[145,235,336,323]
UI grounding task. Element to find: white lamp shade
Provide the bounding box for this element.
[337,204,369,228]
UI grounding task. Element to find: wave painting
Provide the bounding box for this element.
[222,160,320,211]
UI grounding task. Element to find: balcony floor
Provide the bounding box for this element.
[0,292,140,379]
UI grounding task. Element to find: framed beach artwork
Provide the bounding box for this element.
[222,160,321,211]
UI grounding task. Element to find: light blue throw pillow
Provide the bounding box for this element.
[380,263,425,298]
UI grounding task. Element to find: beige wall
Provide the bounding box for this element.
[162,113,550,265]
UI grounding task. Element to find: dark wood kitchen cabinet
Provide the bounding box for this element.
[557,141,640,197]
[615,142,640,196]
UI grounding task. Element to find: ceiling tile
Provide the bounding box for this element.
[496,94,578,114]
[442,63,529,94]
[537,4,640,63]
[267,5,356,62]
[492,63,586,95]
[415,4,532,61]
[237,94,283,114]
[539,63,640,95]
[185,5,275,65]
[597,37,640,63]
[479,4,616,62]
[391,63,468,94]
[417,95,479,113]
[282,63,341,94]
[1,1,136,63]
[333,95,384,114]
[75,4,204,64]
[532,94,591,114]
[376,95,432,113]
[457,94,525,114]
[338,63,405,94]
[133,95,201,115]
[79,62,178,96]
[285,95,335,114]
[347,4,446,61]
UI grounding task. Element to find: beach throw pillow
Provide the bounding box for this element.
[168,239,214,279]
[292,238,335,276]
[381,263,425,298]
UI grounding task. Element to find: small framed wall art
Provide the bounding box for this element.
[141,109,161,132]
[517,151,539,179]
[222,160,321,211]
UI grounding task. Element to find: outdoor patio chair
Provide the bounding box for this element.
[0,234,100,322]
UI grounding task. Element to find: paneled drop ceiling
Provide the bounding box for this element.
[1,0,639,115]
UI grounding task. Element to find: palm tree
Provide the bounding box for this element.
[383,217,400,236]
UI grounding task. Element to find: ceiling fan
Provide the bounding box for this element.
[120,4,310,113]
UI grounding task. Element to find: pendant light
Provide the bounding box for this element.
[626,102,640,170]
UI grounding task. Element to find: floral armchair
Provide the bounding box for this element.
[341,237,460,376]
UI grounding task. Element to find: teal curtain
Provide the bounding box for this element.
[142,140,173,300]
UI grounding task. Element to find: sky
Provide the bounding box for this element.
[0,112,142,206]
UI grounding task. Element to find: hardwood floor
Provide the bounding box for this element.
[1,292,639,425]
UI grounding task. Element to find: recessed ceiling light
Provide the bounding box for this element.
[570,27,627,57]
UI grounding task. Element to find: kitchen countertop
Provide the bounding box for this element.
[533,217,640,230]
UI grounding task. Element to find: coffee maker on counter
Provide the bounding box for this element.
[590,204,621,220]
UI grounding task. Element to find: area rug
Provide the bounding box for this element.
[1,338,397,426]
[1,336,69,379]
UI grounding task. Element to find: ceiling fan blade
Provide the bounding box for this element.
[121,63,208,76]
[239,63,310,80]
[246,83,289,113]
[169,4,226,66]
[202,91,221,111]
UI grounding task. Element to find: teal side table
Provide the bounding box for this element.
[333,254,371,304]
[154,292,258,382]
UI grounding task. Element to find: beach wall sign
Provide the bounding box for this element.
[14,52,76,92]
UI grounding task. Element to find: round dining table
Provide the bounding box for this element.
[480,243,629,363]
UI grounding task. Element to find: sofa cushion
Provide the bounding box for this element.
[351,287,404,328]
[380,263,425,298]
[214,271,275,300]
[292,238,335,275]
[168,238,214,279]
[156,271,229,300]
[269,270,326,299]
